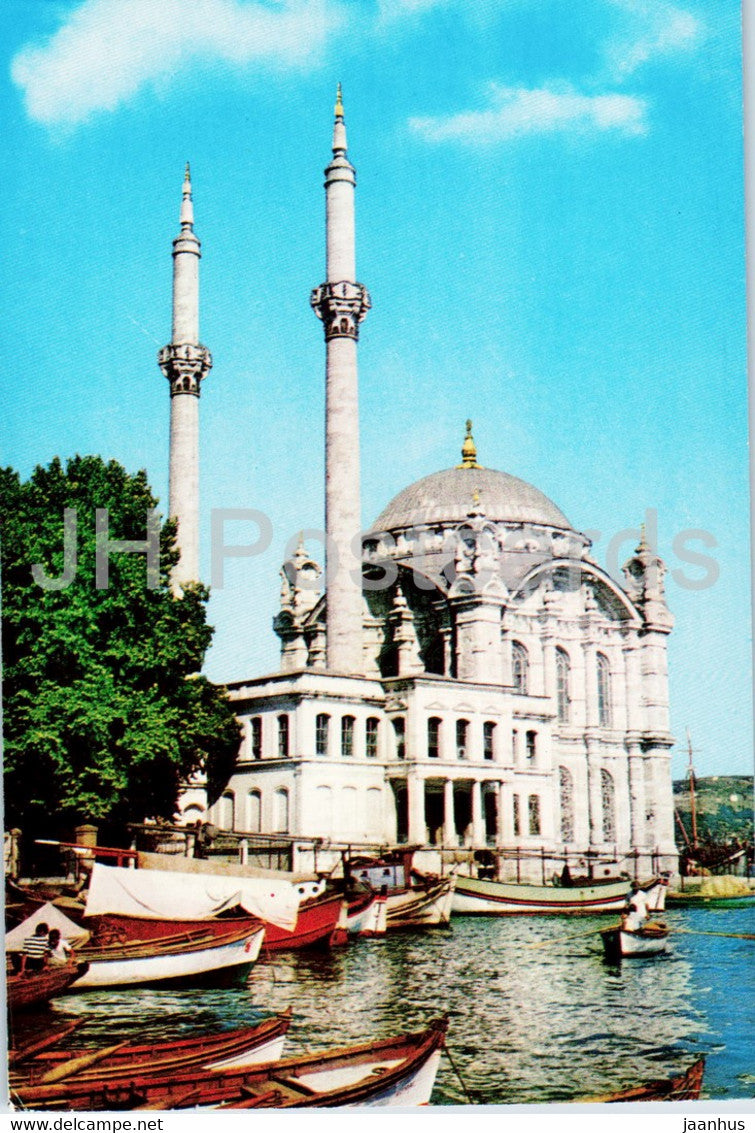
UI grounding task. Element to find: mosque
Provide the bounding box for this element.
[161,89,678,878]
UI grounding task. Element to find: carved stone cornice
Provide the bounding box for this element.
[310,280,371,340]
[158,342,212,397]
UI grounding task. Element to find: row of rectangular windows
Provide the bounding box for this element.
[249,714,537,763]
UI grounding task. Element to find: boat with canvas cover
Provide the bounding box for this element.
[10,1011,292,1089]
[580,1056,705,1102]
[599,920,670,961]
[452,873,630,915]
[13,1016,449,1110]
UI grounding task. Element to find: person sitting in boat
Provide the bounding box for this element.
[21,922,50,972]
[47,927,73,966]
[621,885,650,933]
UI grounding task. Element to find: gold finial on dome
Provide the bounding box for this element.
[636,521,649,553]
[184,161,191,183]
[334,82,344,118]
[457,418,481,469]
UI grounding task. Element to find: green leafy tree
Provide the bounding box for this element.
[1,456,241,846]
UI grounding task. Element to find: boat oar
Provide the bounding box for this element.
[9,1018,85,1066]
[673,927,755,942]
[443,1042,477,1104]
[525,925,610,948]
[37,1040,130,1084]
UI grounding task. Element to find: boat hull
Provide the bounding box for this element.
[583,1057,705,1102]
[385,877,455,929]
[452,875,630,915]
[72,927,264,989]
[600,924,669,960]
[667,892,755,909]
[7,962,89,1012]
[262,891,344,950]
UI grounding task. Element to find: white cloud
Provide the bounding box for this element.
[11,0,343,129]
[409,83,649,144]
[605,1,703,79]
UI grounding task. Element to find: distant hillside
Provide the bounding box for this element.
[673,775,753,846]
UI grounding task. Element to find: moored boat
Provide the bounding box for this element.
[600,921,670,961]
[13,1016,449,1110]
[72,924,265,989]
[7,961,90,1012]
[666,891,755,909]
[580,1056,705,1102]
[11,1011,292,1088]
[385,876,455,929]
[346,891,387,936]
[452,874,630,915]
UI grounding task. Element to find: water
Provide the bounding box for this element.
[16,906,755,1105]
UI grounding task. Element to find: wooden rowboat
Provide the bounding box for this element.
[10,1011,292,1088]
[452,874,630,915]
[581,1056,705,1102]
[600,921,670,961]
[385,877,455,929]
[72,924,265,989]
[7,962,89,1012]
[13,1016,449,1111]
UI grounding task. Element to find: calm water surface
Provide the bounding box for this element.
[21,906,755,1105]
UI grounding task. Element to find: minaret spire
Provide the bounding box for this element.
[158,164,212,587]
[311,88,371,672]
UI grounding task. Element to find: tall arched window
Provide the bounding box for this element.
[218,791,235,830]
[274,788,290,833]
[427,717,441,759]
[341,715,355,757]
[315,713,330,757]
[247,789,261,833]
[512,642,529,694]
[483,721,496,761]
[250,717,262,760]
[559,767,574,842]
[365,717,380,758]
[277,714,289,758]
[601,769,616,841]
[528,794,541,836]
[456,719,469,760]
[597,653,612,728]
[392,717,406,759]
[556,648,571,723]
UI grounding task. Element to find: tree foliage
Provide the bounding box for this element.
[1,456,241,844]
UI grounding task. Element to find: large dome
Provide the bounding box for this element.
[371,465,571,533]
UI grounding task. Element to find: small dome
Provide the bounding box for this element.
[371,466,571,532]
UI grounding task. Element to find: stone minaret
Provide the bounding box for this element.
[158,164,212,587]
[311,86,371,672]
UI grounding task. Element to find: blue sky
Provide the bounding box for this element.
[2,0,750,778]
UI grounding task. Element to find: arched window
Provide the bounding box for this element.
[559,767,574,842]
[513,795,521,837]
[601,769,616,841]
[366,717,380,758]
[247,789,261,833]
[218,791,235,831]
[512,641,528,693]
[393,717,406,760]
[556,648,571,723]
[483,721,496,761]
[250,717,262,760]
[456,719,469,760]
[528,795,541,836]
[274,788,290,833]
[341,715,355,757]
[526,730,537,764]
[597,653,612,728]
[315,713,330,757]
[277,714,289,758]
[314,785,333,833]
[427,717,441,759]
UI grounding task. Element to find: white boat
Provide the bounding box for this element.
[452,873,630,915]
[385,875,455,928]
[600,921,670,960]
[345,892,388,936]
[638,875,669,912]
[72,924,265,989]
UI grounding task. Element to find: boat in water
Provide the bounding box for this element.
[452,874,631,915]
[13,1016,449,1110]
[6,960,89,1012]
[343,851,455,929]
[10,1011,292,1090]
[72,923,265,989]
[599,920,670,961]
[581,1056,705,1102]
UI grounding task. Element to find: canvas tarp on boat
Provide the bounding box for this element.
[5,902,91,951]
[83,863,301,931]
